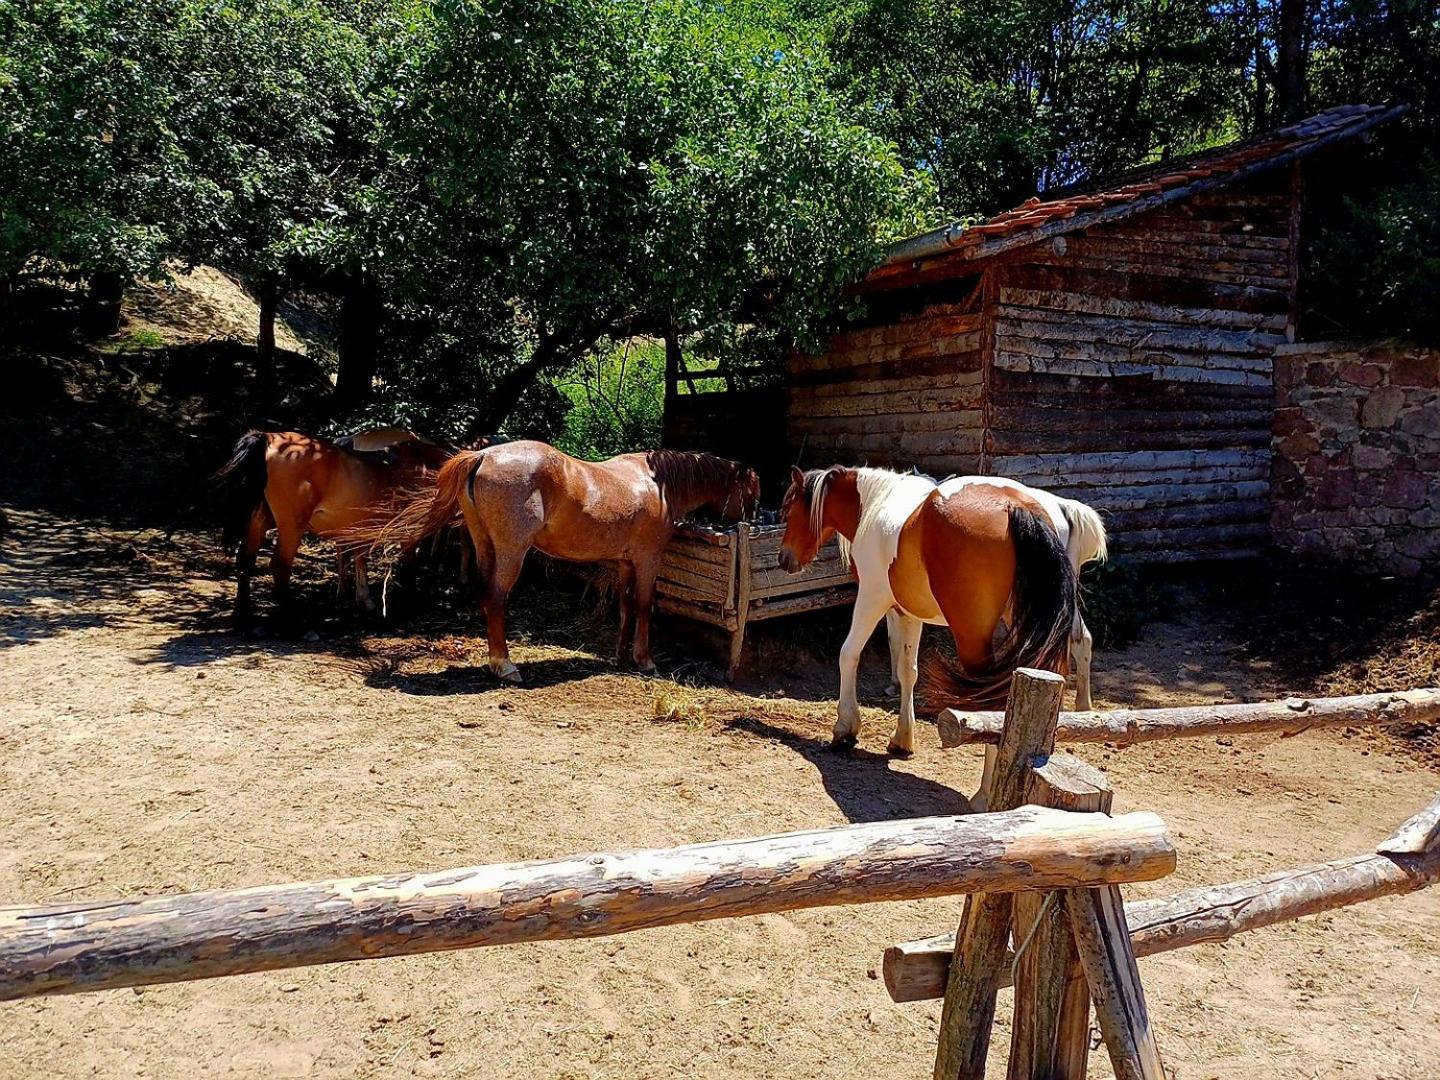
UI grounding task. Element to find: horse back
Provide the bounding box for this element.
[892,485,1038,634]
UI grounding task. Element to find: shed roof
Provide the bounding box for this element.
[868,103,1405,288]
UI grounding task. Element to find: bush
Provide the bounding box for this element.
[552,340,665,460]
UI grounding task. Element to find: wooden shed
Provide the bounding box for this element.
[780,103,1404,561]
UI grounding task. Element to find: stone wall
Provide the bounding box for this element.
[1272,340,1440,576]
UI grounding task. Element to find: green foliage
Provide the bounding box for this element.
[1301,0,1440,343]
[370,0,936,432]
[1308,167,1440,342]
[824,0,1247,215]
[0,0,176,279]
[553,340,666,460]
[101,327,167,353]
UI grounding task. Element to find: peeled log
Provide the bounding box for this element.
[1378,791,1440,855]
[883,846,1440,1003]
[938,689,1440,748]
[0,807,1174,1002]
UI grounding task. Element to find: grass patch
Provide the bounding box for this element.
[102,327,167,354]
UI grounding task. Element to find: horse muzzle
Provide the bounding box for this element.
[778,548,800,574]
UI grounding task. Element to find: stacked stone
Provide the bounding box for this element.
[1273,341,1440,577]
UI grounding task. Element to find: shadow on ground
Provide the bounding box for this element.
[723,713,970,823]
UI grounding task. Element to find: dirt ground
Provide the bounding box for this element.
[1,508,1437,1080]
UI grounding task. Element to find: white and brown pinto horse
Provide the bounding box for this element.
[777,466,1100,755]
[369,441,759,683]
[884,476,1107,711]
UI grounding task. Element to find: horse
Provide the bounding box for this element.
[366,441,759,682]
[213,429,452,621]
[776,465,1082,755]
[881,476,1107,710]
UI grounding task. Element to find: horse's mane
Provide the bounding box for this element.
[807,465,930,568]
[645,450,741,510]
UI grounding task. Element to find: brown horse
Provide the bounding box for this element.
[371,441,759,682]
[214,429,452,621]
[776,465,1076,754]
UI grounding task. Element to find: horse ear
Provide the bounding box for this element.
[789,465,804,489]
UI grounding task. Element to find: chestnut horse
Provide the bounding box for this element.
[370,441,759,682]
[214,429,452,620]
[777,465,1078,755]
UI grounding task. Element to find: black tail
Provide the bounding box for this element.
[918,505,1077,712]
[213,430,270,551]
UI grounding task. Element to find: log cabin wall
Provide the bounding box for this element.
[788,275,986,477]
[982,175,1294,560]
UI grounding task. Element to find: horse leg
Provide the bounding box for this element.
[234,508,269,625]
[833,588,892,749]
[884,608,902,696]
[1071,611,1094,710]
[482,544,526,684]
[615,561,637,666]
[631,558,660,675]
[270,515,304,615]
[457,531,475,589]
[888,613,924,756]
[354,551,375,612]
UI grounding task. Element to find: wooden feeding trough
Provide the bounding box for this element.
[654,521,856,678]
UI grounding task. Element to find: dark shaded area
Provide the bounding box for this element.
[722,714,970,824]
[0,338,335,529]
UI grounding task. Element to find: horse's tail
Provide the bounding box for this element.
[348,448,485,556]
[1057,496,1108,567]
[917,504,1078,711]
[213,430,270,551]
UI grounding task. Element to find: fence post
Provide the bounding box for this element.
[726,523,751,681]
[933,668,1066,1080]
[1007,754,1112,1080]
[1067,885,1167,1080]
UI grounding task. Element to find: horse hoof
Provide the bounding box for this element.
[830,733,858,752]
[490,660,522,684]
[887,741,915,758]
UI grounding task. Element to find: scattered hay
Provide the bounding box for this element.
[652,684,711,731]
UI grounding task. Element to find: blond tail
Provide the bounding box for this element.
[340,449,484,558]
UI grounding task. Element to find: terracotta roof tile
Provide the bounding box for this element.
[878,103,1404,273]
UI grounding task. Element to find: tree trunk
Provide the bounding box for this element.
[89,271,125,337]
[336,273,380,407]
[256,275,278,362]
[1277,0,1308,122]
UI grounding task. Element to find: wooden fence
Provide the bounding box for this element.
[1,673,1435,1080]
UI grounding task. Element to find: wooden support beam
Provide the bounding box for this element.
[934,669,1067,1080]
[1008,754,1113,1080]
[0,806,1174,1003]
[1067,884,1166,1080]
[883,845,1440,1004]
[938,689,1440,748]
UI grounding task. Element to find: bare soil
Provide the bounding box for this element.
[2,509,1437,1080]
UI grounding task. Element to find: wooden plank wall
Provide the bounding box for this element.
[986,180,1293,559]
[788,277,985,477]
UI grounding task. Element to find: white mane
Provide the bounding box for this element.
[814,466,935,569]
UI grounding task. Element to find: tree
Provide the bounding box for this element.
[823,0,1251,216]
[0,0,179,289]
[376,0,934,434]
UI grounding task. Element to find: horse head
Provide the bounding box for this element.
[778,465,834,573]
[722,465,761,523]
